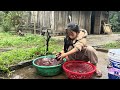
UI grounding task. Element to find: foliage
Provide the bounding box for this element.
[0,32,44,48]
[0,11,24,32]
[103,41,120,49]
[0,32,63,72]
[109,11,120,32]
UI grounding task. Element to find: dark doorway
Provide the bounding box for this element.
[100,20,104,34]
[91,11,95,34]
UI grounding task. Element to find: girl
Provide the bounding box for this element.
[57,22,102,77]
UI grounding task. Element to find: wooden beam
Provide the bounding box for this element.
[85,11,92,34]
[94,11,102,34]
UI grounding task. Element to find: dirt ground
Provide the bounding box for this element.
[52,34,120,46]
[1,34,120,79]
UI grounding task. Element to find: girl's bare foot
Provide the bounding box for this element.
[95,70,102,77]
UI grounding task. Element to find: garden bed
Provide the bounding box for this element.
[0,32,63,73]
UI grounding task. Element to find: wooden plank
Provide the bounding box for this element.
[62,11,66,32]
[57,11,63,32]
[48,11,51,28]
[44,11,47,27]
[53,11,59,35]
[85,11,92,34]
[62,11,68,33]
[94,11,102,34]
[39,11,42,27]
[71,11,79,24]
[50,11,55,33]
[33,11,36,34]
[78,11,81,27]
[54,11,68,34]
[65,11,68,26]
[43,11,51,27]
[79,11,85,29]
[55,11,59,32]
[39,11,44,33]
[68,11,72,23]
[28,11,31,25]
[71,11,76,23]
[42,11,45,27]
[31,11,37,23]
[83,11,86,29]
[37,11,40,28]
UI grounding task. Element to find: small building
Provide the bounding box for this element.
[29,11,109,35]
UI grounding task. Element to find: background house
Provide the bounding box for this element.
[25,11,109,35]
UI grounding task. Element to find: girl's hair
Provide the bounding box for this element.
[65,22,80,33]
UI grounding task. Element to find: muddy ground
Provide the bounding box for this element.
[1,34,120,79]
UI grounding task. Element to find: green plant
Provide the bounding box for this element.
[2,14,12,32]
[0,32,63,73]
[103,41,120,49]
[0,11,24,32]
[0,32,45,48]
[109,11,120,32]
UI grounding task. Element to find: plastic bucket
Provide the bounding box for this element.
[32,55,66,76]
[108,49,120,79]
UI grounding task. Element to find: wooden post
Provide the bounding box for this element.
[94,11,102,34]
[39,11,43,34]
[33,11,36,34]
[50,11,54,34]
[28,11,31,25]
[71,11,79,24]
[85,11,92,34]
[25,11,30,32]
[79,11,85,29]
[37,11,40,28]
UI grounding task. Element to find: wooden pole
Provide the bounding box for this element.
[33,11,36,34]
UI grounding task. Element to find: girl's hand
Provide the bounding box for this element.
[59,53,68,60]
